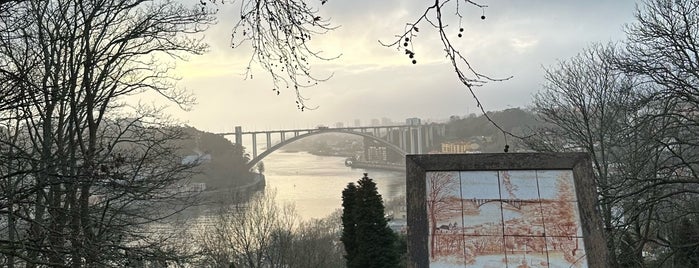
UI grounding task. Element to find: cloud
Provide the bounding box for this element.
[159,0,640,131]
[510,36,539,53]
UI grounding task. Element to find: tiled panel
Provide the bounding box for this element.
[426,171,462,201]
[546,237,587,268]
[541,201,582,237]
[460,171,500,199]
[428,233,466,267]
[500,170,540,200]
[427,169,588,267]
[462,201,504,236]
[464,207,503,236]
[430,214,465,235]
[463,235,506,267]
[426,171,464,236]
[537,170,577,201]
[503,200,545,236]
[504,236,549,268]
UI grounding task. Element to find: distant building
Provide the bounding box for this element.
[187,182,207,192]
[381,117,393,125]
[405,117,421,126]
[371,118,380,126]
[441,141,480,153]
[167,182,207,195]
[335,122,344,128]
[367,146,388,162]
[181,153,212,165]
[354,119,361,127]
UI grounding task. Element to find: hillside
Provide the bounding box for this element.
[444,108,544,152]
[175,126,253,190]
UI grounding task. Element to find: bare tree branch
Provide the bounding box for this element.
[380,0,517,150]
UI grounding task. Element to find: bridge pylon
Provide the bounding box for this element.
[234,126,243,145]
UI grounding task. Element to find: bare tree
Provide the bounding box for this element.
[616,0,699,196]
[425,171,460,258]
[196,189,347,268]
[0,0,215,266]
[197,189,298,268]
[225,0,338,111]
[380,0,511,122]
[613,0,699,265]
[284,209,345,268]
[527,1,699,262]
[525,43,646,266]
[0,101,34,268]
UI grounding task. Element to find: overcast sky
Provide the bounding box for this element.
[151,0,639,132]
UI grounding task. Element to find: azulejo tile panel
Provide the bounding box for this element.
[427,170,587,267]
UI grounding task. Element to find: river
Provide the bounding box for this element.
[262,151,406,220]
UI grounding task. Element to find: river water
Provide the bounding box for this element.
[262,151,406,220]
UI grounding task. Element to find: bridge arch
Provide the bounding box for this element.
[246,129,406,169]
[467,199,525,210]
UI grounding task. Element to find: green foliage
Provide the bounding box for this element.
[341,173,400,268]
[341,182,359,266]
[396,233,408,267]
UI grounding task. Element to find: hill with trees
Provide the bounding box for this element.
[176,126,253,190]
[444,108,543,152]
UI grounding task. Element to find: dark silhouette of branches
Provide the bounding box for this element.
[219,0,517,140]
[526,0,699,263]
[380,0,517,151]
[228,0,340,111]
[0,0,215,266]
[196,189,346,267]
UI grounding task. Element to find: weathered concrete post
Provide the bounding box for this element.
[234,126,243,145]
[266,132,271,151]
[409,127,416,154]
[252,133,257,158]
[416,127,423,154]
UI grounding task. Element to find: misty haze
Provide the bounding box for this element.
[1,0,698,267]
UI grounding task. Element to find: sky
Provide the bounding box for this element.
[147,0,640,133]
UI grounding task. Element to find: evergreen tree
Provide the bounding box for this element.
[668,217,699,267]
[341,173,400,268]
[341,182,359,266]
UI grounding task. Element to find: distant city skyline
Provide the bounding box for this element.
[138,0,640,132]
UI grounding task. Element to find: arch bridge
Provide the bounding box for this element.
[465,198,529,210]
[218,124,445,170]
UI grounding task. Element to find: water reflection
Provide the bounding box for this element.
[263,151,406,220]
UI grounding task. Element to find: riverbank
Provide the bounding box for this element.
[284,149,409,173]
[346,160,406,172]
[198,172,265,201]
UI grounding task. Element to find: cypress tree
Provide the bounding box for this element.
[341,173,400,268]
[341,182,359,266]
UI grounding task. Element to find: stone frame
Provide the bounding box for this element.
[405,152,608,268]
